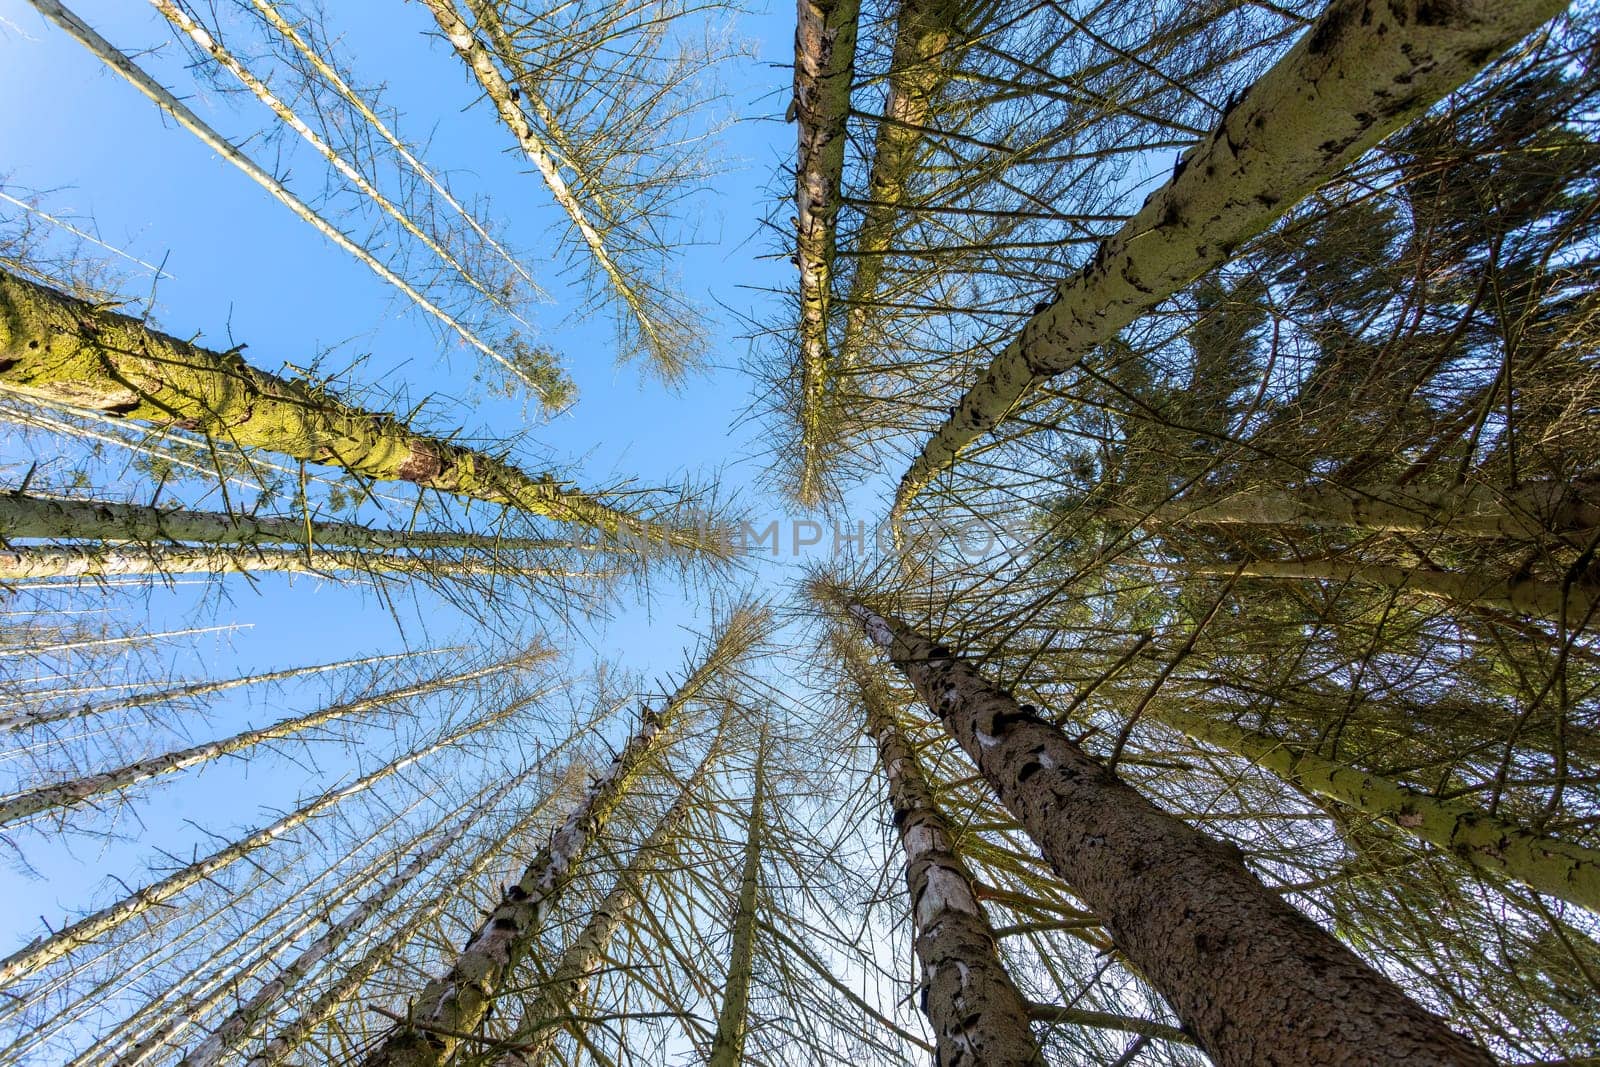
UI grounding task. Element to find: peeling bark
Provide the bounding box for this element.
[894,0,1568,519]
[1154,705,1600,916]
[861,679,1047,1065]
[848,602,1495,1066]
[793,0,861,504]
[0,269,711,553]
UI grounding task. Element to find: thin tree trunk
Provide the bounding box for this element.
[894,0,1567,519]
[358,605,763,1067]
[0,653,548,830]
[0,543,596,583]
[0,697,529,987]
[1150,702,1600,915]
[418,0,681,379]
[0,269,714,555]
[1108,481,1600,541]
[845,601,1495,1066]
[1190,558,1599,629]
[0,492,575,553]
[859,673,1047,1065]
[245,766,585,1067]
[493,738,726,1066]
[104,793,436,1067]
[177,771,552,1067]
[707,738,766,1067]
[792,0,861,504]
[243,0,540,293]
[24,0,545,397]
[834,0,972,366]
[148,0,529,327]
[362,708,668,1067]
[0,650,453,734]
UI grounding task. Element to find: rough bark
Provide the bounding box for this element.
[707,740,766,1067]
[894,0,1568,519]
[1105,481,1600,542]
[26,0,542,396]
[0,269,713,554]
[0,492,572,553]
[847,601,1495,1066]
[1152,704,1600,916]
[493,740,724,1066]
[0,653,546,830]
[792,0,861,504]
[0,702,521,987]
[1191,558,1599,629]
[860,676,1047,1066]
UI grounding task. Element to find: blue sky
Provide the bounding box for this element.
[0,0,838,966]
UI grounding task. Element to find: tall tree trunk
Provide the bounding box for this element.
[245,766,586,1067]
[24,0,546,398]
[493,737,726,1066]
[417,0,684,380]
[0,269,714,555]
[1149,702,1600,915]
[1190,558,1599,629]
[796,0,966,504]
[0,697,532,986]
[1105,480,1600,541]
[707,738,767,1067]
[0,649,441,734]
[149,0,527,327]
[0,543,592,582]
[845,601,1495,1066]
[894,0,1568,519]
[177,771,558,1067]
[0,652,549,830]
[859,672,1047,1066]
[0,492,575,553]
[360,606,762,1067]
[792,0,861,505]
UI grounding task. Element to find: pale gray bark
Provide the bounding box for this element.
[860,675,1046,1065]
[895,0,1568,520]
[707,741,765,1067]
[847,601,1495,1066]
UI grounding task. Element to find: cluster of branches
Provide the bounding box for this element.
[765,0,1600,1063]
